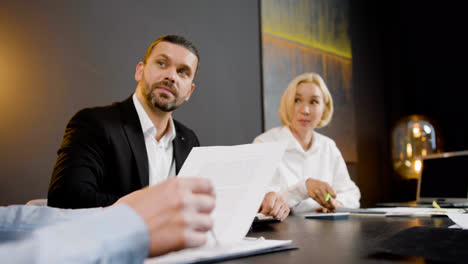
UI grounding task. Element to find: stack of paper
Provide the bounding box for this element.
[145,238,293,264]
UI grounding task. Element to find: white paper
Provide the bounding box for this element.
[256,213,275,220]
[177,142,287,244]
[446,213,468,229]
[365,207,465,217]
[145,238,292,264]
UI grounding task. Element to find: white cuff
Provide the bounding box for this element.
[281,179,309,208]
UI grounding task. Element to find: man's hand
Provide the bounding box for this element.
[305,179,337,211]
[116,178,215,257]
[258,192,290,221]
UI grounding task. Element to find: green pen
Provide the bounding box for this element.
[325,192,331,202]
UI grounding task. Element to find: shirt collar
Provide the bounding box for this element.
[284,126,320,154]
[132,93,176,146]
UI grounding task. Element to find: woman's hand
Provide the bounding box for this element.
[305,178,337,211]
[315,199,344,213]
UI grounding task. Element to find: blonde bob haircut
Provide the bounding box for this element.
[278,72,334,128]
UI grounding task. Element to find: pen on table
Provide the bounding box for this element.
[432,200,448,213]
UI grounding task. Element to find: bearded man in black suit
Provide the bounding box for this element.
[48,35,201,208]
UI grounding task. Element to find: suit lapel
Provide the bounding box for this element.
[173,133,186,174]
[119,96,149,187]
[173,121,197,175]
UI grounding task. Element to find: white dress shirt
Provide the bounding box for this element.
[253,126,360,213]
[133,94,176,185]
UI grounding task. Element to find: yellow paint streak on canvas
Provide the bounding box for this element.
[262,0,351,59]
[262,34,352,99]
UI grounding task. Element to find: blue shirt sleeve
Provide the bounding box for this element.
[0,204,150,264]
[0,205,103,230]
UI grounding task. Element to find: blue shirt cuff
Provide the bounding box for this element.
[34,204,150,264]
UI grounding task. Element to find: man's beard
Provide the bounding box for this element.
[143,80,181,112]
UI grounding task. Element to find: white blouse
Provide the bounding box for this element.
[253,126,360,213]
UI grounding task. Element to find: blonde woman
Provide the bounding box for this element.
[256,72,360,217]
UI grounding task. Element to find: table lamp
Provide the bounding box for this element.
[391,115,441,179]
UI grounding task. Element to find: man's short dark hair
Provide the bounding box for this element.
[143,35,200,71]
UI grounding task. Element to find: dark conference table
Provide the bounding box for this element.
[225,214,454,263]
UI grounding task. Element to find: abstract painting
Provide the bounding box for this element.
[261,0,357,162]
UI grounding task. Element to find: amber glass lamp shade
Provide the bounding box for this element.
[391,115,441,180]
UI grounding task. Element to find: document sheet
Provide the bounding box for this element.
[366,207,465,217]
[447,213,468,229]
[145,142,291,263]
[177,142,287,244]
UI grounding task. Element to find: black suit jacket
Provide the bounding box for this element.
[47,96,199,209]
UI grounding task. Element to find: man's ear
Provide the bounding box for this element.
[135,62,144,82]
[185,83,196,101]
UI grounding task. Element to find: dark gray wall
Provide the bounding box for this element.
[349,0,468,206]
[0,0,262,205]
[347,1,392,207]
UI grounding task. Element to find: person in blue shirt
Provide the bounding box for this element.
[0,177,215,264]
